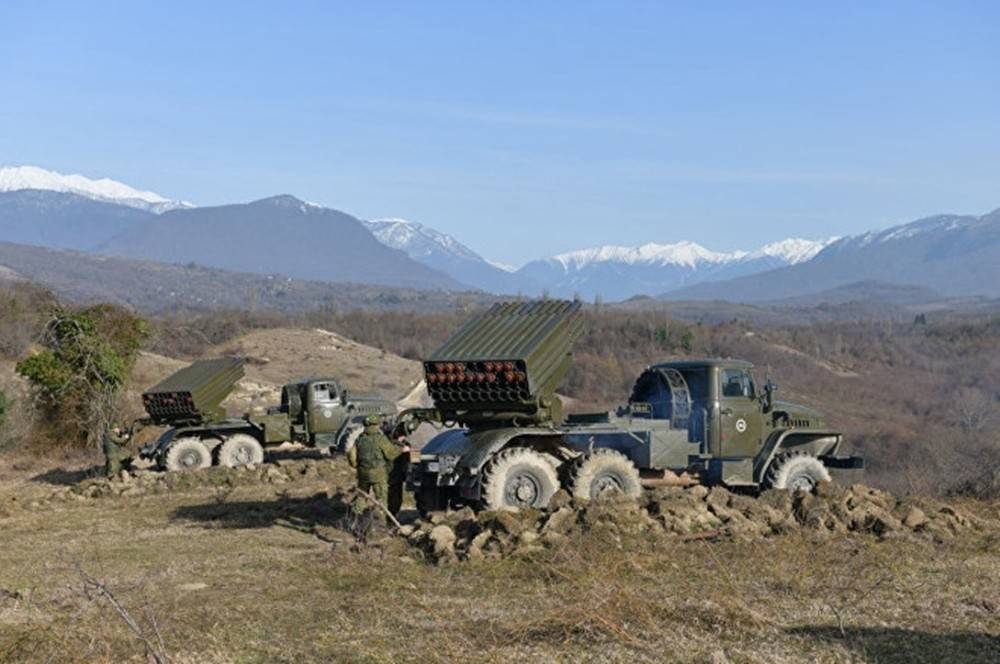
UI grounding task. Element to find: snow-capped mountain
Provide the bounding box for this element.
[361,216,834,298]
[516,237,835,300]
[364,218,525,293]
[663,210,1000,301]
[0,165,190,213]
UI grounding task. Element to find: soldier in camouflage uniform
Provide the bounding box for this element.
[102,425,133,477]
[347,414,401,512]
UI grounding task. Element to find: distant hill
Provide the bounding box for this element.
[0,241,493,313]
[98,195,464,291]
[0,190,153,251]
[663,209,1000,301]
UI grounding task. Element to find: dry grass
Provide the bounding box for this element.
[1,459,998,663]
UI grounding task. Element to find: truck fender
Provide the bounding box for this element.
[753,430,842,483]
[422,427,566,475]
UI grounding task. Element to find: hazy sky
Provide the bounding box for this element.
[2,1,998,266]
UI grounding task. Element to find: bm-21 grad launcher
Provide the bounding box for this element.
[405,300,863,513]
[137,357,395,471]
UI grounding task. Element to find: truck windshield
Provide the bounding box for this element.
[312,383,338,402]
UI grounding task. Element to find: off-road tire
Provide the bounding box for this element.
[164,438,212,472]
[765,451,830,492]
[216,433,264,468]
[481,447,560,511]
[569,448,643,500]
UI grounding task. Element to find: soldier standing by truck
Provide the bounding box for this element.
[388,431,412,518]
[348,414,402,516]
[101,424,133,477]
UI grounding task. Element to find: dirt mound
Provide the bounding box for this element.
[403,482,985,563]
[208,327,422,401]
[0,457,351,516]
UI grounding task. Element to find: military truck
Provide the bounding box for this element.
[403,300,863,512]
[137,357,396,471]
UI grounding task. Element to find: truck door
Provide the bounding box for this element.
[718,368,762,457]
[307,381,346,436]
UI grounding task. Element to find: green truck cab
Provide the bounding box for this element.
[405,301,863,512]
[137,358,395,471]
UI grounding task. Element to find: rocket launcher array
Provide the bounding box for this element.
[424,300,584,425]
[141,357,244,424]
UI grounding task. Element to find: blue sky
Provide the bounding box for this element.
[2,1,998,266]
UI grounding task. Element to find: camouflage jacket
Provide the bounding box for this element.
[348,426,401,482]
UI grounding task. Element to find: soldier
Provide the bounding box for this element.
[388,431,412,518]
[347,414,401,514]
[102,424,133,477]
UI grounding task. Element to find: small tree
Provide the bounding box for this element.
[16,305,147,448]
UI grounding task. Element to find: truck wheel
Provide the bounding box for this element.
[481,447,559,511]
[765,452,830,492]
[569,449,642,500]
[217,434,264,468]
[164,438,212,472]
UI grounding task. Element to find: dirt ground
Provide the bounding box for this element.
[1,452,998,663]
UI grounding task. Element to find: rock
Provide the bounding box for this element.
[902,507,927,529]
[541,507,576,535]
[706,487,731,510]
[688,485,709,500]
[487,510,527,536]
[518,530,539,546]
[428,525,456,554]
[548,489,572,511]
[470,531,492,550]
[177,582,208,592]
[449,506,476,525]
[397,524,415,537]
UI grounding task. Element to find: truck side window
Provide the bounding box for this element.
[721,369,754,398]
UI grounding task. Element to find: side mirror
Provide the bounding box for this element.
[763,380,777,412]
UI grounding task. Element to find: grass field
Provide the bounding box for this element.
[1,455,998,663]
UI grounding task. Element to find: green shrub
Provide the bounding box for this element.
[16,305,147,448]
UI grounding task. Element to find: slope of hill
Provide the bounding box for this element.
[663,209,1000,301]
[0,241,493,313]
[0,190,154,251]
[364,218,526,294]
[97,195,464,290]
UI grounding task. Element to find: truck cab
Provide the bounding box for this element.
[624,358,853,486]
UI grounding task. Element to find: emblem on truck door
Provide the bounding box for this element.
[735,418,747,433]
